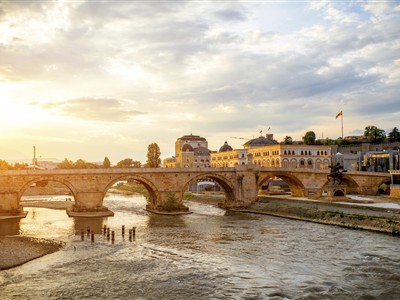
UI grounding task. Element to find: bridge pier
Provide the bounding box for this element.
[67,192,114,217]
[0,192,27,219]
[146,191,190,214]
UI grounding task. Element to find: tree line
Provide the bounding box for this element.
[282,126,400,146]
[0,142,162,170]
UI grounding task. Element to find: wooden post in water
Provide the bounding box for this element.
[91,231,94,242]
[132,227,136,237]
[103,225,107,235]
[107,228,110,241]
[111,230,115,244]
[129,229,132,242]
[81,229,84,241]
[122,225,125,236]
[86,226,90,237]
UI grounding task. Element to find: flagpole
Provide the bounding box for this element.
[341,112,344,139]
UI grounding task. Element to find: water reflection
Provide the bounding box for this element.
[73,217,106,235]
[0,219,21,236]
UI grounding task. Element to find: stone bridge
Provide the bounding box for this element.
[0,165,390,217]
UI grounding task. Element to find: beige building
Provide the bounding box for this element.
[163,134,211,168]
[211,134,332,170]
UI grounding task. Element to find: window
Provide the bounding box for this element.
[301,151,304,155]
[317,151,320,155]
[393,175,400,185]
[300,159,305,167]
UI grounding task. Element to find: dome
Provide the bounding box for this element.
[219,141,233,152]
[244,135,278,148]
[193,147,210,156]
[182,144,194,152]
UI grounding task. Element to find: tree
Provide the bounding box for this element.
[0,159,11,170]
[116,158,141,168]
[364,125,386,143]
[57,158,74,169]
[388,127,400,143]
[302,131,316,145]
[282,136,293,144]
[145,142,161,168]
[103,156,111,168]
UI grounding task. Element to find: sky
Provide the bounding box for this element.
[0,0,399,164]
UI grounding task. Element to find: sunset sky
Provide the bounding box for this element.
[1,1,399,164]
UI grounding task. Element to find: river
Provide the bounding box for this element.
[0,194,399,299]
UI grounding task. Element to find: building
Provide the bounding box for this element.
[211,134,332,170]
[211,141,248,167]
[163,134,211,168]
[363,150,400,172]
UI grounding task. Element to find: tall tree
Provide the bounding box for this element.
[145,142,161,168]
[388,127,400,142]
[302,131,316,145]
[282,136,293,144]
[103,156,111,168]
[364,125,386,143]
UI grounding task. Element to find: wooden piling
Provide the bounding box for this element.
[81,229,84,241]
[111,230,115,244]
[122,225,125,236]
[103,225,107,235]
[91,231,94,242]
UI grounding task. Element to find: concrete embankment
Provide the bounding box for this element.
[233,200,400,235]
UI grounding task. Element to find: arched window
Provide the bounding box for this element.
[282,158,290,168]
[271,159,275,167]
[290,159,297,168]
[266,159,271,167]
[300,159,305,168]
[301,151,304,155]
[284,150,287,155]
[317,151,320,155]
[307,159,313,168]
[315,159,322,169]
[276,158,280,167]
[309,151,312,155]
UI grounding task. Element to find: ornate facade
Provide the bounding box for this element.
[211,135,331,170]
[163,134,211,168]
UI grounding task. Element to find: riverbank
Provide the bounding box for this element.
[189,193,400,235]
[0,236,63,270]
[235,201,400,235]
[21,200,73,210]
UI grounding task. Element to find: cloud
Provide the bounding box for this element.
[36,98,145,122]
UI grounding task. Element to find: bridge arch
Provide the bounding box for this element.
[258,172,306,197]
[103,175,159,207]
[323,175,359,194]
[181,173,236,203]
[18,176,78,201]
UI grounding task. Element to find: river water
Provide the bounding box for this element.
[0,194,400,300]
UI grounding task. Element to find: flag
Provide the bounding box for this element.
[259,130,262,133]
[335,111,343,119]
